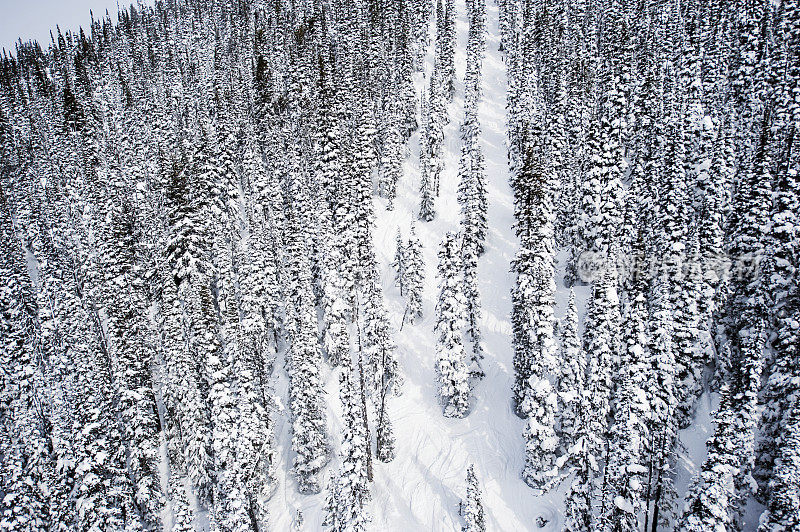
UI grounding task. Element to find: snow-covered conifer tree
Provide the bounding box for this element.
[419,93,437,222]
[582,268,620,456]
[393,228,407,296]
[379,113,404,209]
[100,201,165,528]
[644,279,679,532]
[555,290,584,455]
[513,142,559,488]
[677,385,738,532]
[285,175,329,494]
[324,365,372,531]
[435,232,470,418]
[363,280,399,463]
[321,239,352,367]
[461,464,485,532]
[757,401,800,532]
[511,147,556,418]
[461,239,484,377]
[562,389,597,532]
[404,224,425,324]
[601,272,650,531]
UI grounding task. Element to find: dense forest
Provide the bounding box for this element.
[0,0,797,530]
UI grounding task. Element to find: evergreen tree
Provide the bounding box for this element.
[677,385,738,532]
[322,477,343,532]
[521,346,559,492]
[404,223,425,325]
[582,269,620,457]
[562,389,597,532]
[510,148,556,418]
[164,164,215,507]
[758,401,800,532]
[161,274,203,531]
[379,113,404,209]
[555,290,583,455]
[461,464,486,532]
[644,279,679,532]
[658,118,703,428]
[321,239,351,367]
[324,365,372,531]
[435,232,470,418]
[362,280,399,463]
[226,237,277,524]
[352,108,379,285]
[393,228,407,296]
[458,142,488,256]
[100,201,165,528]
[285,176,329,494]
[418,93,437,222]
[457,39,488,368]
[601,275,650,532]
[461,239,484,378]
[458,0,488,259]
[441,0,457,101]
[200,282,251,531]
[70,292,136,531]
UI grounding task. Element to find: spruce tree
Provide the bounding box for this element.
[379,113,404,209]
[324,364,372,531]
[563,389,597,532]
[582,269,620,457]
[758,401,800,532]
[419,93,437,222]
[601,277,650,532]
[285,177,329,495]
[555,290,584,455]
[404,223,425,325]
[644,279,679,532]
[200,281,251,531]
[321,239,351,367]
[677,385,738,532]
[461,464,486,532]
[164,163,215,506]
[100,201,165,528]
[393,228,407,296]
[461,239,484,378]
[435,232,470,418]
[362,280,399,463]
[510,147,556,418]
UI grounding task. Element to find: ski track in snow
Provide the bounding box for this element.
[263,0,719,529]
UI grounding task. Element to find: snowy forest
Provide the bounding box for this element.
[0,0,798,529]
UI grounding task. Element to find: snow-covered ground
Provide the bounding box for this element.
[264,0,723,529]
[368,0,566,528]
[368,0,563,527]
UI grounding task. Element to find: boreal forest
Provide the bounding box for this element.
[0,0,798,530]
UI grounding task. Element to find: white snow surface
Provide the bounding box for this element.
[262,0,716,529]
